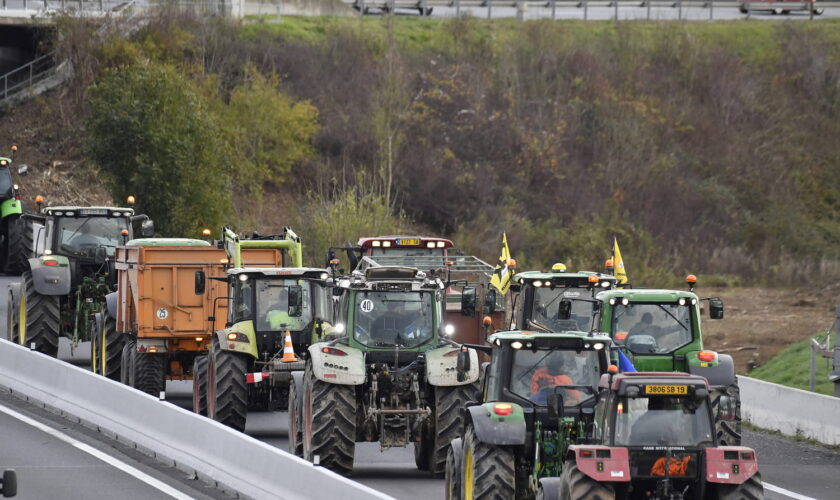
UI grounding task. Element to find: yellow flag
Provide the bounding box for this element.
[613,237,628,287]
[490,233,514,294]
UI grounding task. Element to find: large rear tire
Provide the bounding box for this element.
[133,352,165,396]
[558,462,615,500]
[90,316,101,375]
[430,384,475,476]
[208,348,248,432]
[18,271,60,357]
[6,289,18,342]
[99,309,124,381]
[192,355,208,416]
[3,214,32,275]
[302,363,356,475]
[121,339,135,385]
[287,371,304,457]
[460,425,515,500]
[717,471,763,500]
[712,383,742,446]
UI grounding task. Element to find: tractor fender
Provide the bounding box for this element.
[567,445,631,482]
[689,353,736,387]
[214,321,258,358]
[27,255,71,295]
[465,403,526,445]
[425,345,480,386]
[105,292,118,319]
[705,446,759,483]
[1,198,23,218]
[307,343,366,385]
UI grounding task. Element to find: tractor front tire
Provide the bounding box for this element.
[303,363,356,475]
[208,348,248,432]
[133,352,165,396]
[99,309,124,381]
[536,477,563,500]
[558,462,615,500]
[192,355,208,416]
[444,438,463,500]
[287,372,304,457]
[717,472,764,500]
[460,425,515,500]
[6,289,18,342]
[18,271,60,357]
[90,317,101,375]
[712,383,742,446]
[4,215,32,275]
[430,384,475,476]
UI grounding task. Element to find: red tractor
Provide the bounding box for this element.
[538,371,763,500]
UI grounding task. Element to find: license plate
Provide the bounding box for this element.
[396,238,420,246]
[644,384,688,395]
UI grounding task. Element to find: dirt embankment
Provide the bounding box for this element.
[701,286,839,374]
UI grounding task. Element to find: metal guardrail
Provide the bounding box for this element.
[0,338,393,500]
[0,52,55,101]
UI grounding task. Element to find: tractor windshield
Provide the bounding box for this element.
[370,247,445,257]
[612,303,693,354]
[530,287,596,332]
[511,349,602,406]
[353,291,437,348]
[56,216,129,258]
[255,279,313,332]
[613,396,713,447]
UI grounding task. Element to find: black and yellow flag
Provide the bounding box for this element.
[613,237,628,287]
[490,233,515,294]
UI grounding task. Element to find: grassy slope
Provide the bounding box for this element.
[749,333,836,395]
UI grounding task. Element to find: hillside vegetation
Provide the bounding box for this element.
[4,14,840,283]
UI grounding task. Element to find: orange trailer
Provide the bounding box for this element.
[112,238,281,395]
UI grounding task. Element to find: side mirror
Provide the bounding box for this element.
[461,288,477,317]
[289,286,303,317]
[483,289,497,315]
[456,347,471,382]
[93,246,107,265]
[547,390,565,419]
[694,387,709,400]
[558,299,572,320]
[709,298,724,320]
[141,219,155,238]
[16,164,28,176]
[194,270,206,295]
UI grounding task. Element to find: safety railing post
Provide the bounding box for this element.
[678,0,682,19]
[613,0,618,20]
[809,0,814,19]
[646,0,650,18]
[487,0,491,18]
[456,0,460,16]
[709,0,713,19]
[551,0,556,18]
[583,0,588,19]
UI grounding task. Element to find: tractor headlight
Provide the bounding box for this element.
[334,323,346,334]
[444,324,455,336]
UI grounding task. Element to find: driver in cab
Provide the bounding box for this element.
[530,355,581,405]
[265,288,292,330]
[372,300,409,340]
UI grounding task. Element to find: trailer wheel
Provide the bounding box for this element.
[429,384,475,476]
[99,309,124,381]
[133,352,165,396]
[303,363,356,475]
[208,348,248,431]
[712,383,742,446]
[717,471,764,500]
[444,438,463,500]
[121,340,135,385]
[18,271,60,357]
[192,355,208,416]
[287,371,305,457]
[4,215,32,275]
[460,425,515,500]
[558,461,615,500]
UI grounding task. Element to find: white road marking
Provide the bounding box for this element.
[0,402,193,500]
[764,482,818,500]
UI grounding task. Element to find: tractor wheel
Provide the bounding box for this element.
[429,384,475,476]
[7,286,20,342]
[558,462,615,500]
[207,347,248,432]
[90,316,101,375]
[99,309,124,381]
[444,438,463,500]
[536,477,562,500]
[302,363,356,475]
[460,425,515,500]
[18,271,60,357]
[192,355,208,416]
[121,340,135,385]
[739,3,749,13]
[287,371,304,457]
[712,383,742,446]
[133,352,165,396]
[4,215,32,275]
[716,471,764,500]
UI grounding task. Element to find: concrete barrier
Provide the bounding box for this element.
[0,338,391,500]
[739,375,840,446]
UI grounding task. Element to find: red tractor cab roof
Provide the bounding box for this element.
[599,372,710,395]
[357,236,454,250]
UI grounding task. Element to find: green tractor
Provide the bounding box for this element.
[539,371,763,500]
[292,266,481,477]
[593,280,741,446]
[5,203,154,357]
[509,265,617,333]
[192,227,335,432]
[445,331,614,499]
[0,145,32,275]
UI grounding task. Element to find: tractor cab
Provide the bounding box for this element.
[511,267,616,333]
[0,145,26,203]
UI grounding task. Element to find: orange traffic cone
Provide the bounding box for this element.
[280,331,299,363]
